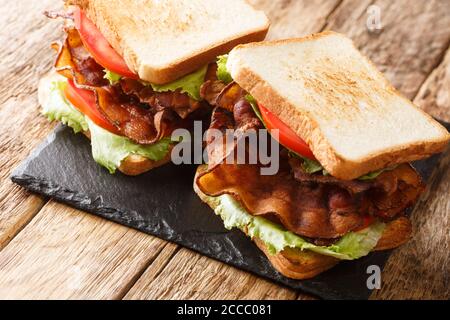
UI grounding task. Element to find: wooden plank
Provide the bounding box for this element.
[0,200,167,299]
[124,247,297,300]
[372,149,450,299]
[415,47,450,122]
[0,0,63,248]
[370,46,450,299]
[248,0,342,39]
[326,0,450,99]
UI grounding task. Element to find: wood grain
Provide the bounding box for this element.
[0,200,167,299]
[0,0,62,249]
[326,0,450,100]
[372,148,450,300]
[124,247,298,300]
[415,47,450,122]
[248,0,342,39]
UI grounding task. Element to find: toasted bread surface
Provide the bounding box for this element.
[67,0,269,84]
[227,31,450,180]
[254,238,339,280]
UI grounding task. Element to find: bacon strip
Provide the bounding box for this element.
[119,78,201,119]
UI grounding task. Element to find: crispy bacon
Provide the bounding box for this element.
[53,28,207,144]
[197,94,424,239]
[200,80,227,106]
[290,158,423,219]
[290,158,372,194]
[119,78,201,119]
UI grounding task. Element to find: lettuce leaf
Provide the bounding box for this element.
[87,118,172,174]
[39,77,172,173]
[41,81,88,133]
[216,55,233,84]
[198,187,385,260]
[358,168,396,181]
[104,70,122,85]
[245,94,265,124]
[150,65,208,101]
[290,152,324,174]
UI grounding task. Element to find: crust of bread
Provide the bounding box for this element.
[227,31,450,180]
[82,131,171,176]
[66,0,269,84]
[254,238,339,280]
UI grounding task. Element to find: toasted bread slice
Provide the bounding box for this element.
[373,216,412,251]
[81,132,171,176]
[254,238,339,280]
[227,31,450,180]
[67,0,270,84]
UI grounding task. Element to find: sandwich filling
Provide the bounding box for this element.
[195,167,386,260]
[43,9,213,172]
[195,56,423,254]
[39,74,173,173]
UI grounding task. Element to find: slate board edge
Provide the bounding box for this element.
[11,172,345,300]
[9,120,450,300]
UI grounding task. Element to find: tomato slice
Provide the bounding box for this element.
[73,7,138,79]
[258,104,316,160]
[64,79,120,135]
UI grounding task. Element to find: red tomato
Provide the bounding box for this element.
[64,79,120,135]
[258,104,316,160]
[73,7,138,79]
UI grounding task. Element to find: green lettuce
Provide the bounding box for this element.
[198,187,385,260]
[216,55,233,84]
[104,70,122,85]
[291,152,325,174]
[150,65,208,101]
[87,118,172,174]
[40,77,172,174]
[359,168,396,181]
[41,81,88,133]
[245,94,264,124]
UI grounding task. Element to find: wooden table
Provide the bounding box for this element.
[0,0,449,300]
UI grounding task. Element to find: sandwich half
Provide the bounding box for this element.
[39,0,269,175]
[195,31,450,279]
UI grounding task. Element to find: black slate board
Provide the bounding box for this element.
[11,121,450,300]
